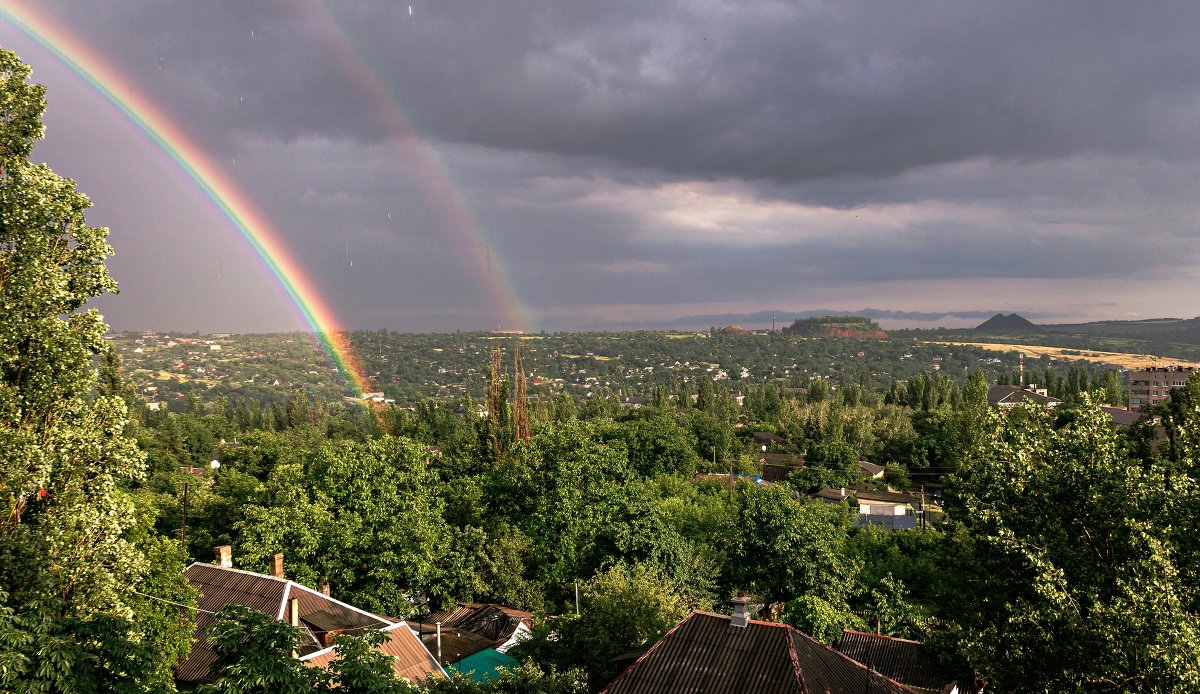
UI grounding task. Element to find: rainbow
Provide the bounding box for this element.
[299,1,535,332]
[0,1,372,395]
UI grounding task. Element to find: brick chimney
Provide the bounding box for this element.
[319,578,331,596]
[270,551,284,579]
[215,545,232,569]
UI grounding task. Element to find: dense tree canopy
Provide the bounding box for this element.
[0,49,193,691]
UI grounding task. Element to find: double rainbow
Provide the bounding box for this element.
[300,1,535,333]
[0,2,376,393]
[2,3,536,395]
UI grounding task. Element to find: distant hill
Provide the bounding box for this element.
[974,313,1040,332]
[782,315,886,338]
[1041,317,1200,340]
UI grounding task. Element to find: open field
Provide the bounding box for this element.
[926,341,1200,370]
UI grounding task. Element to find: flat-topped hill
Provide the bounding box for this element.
[782,316,887,338]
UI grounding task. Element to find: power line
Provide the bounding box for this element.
[130,585,219,612]
[129,589,396,633]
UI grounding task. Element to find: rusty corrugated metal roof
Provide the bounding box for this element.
[603,611,921,694]
[603,612,804,694]
[301,622,445,684]
[412,624,497,665]
[837,630,951,694]
[176,563,291,682]
[417,603,532,645]
[177,563,433,684]
[792,628,920,694]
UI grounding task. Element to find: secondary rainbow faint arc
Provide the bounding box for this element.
[301,1,535,332]
[0,1,372,396]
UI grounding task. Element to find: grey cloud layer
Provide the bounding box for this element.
[5,1,1199,331]
[45,1,1200,179]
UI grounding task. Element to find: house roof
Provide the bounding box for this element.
[814,487,852,503]
[1100,406,1145,428]
[813,486,920,507]
[602,611,920,694]
[759,452,803,466]
[859,460,886,478]
[851,484,921,506]
[418,603,532,646]
[301,622,445,684]
[837,630,953,694]
[760,464,797,483]
[178,563,442,684]
[411,624,497,665]
[752,432,787,445]
[987,385,1062,407]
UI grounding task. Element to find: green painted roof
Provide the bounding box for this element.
[447,648,519,682]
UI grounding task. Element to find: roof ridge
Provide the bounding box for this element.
[285,580,395,626]
[690,609,792,629]
[785,621,807,693]
[794,629,921,694]
[841,628,924,645]
[186,561,290,584]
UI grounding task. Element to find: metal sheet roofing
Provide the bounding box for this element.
[603,611,921,694]
[177,563,435,684]
[447,648,519,682]
[419,603,533,645]
[837,630,951,694]
[301,622,445,684]
[412,624,497,665]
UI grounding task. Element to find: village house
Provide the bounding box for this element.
[410,603,534,681]
[603,599,924,693]
[176,547,443,687]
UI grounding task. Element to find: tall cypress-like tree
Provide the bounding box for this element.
[0,50,192,691]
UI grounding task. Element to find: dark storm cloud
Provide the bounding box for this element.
[6,2,1200,332]
[30,1,1200,182]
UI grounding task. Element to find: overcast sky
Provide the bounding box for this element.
[3,1,1199,332]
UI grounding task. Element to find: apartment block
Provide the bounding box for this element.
[1128,365,1197,408]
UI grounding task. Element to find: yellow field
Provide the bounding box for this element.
[926,342,1200,370]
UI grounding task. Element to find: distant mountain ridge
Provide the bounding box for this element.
[974,313,1041,332]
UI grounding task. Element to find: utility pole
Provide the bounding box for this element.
[180,482,189,547]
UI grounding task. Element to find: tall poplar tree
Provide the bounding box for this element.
[0,50,191,691]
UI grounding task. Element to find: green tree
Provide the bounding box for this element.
[863,573,916,639]
[487,421,630,595]
[943,397,1200,691]
[0,49,193,691]
[724,484,858,605]
[197,605,315,694]
[511,564,686,690]
[236,437,448,617]
[609,412,699,478]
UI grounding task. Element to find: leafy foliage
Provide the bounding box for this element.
[942,397,1200,692]
[0,49,193,692]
